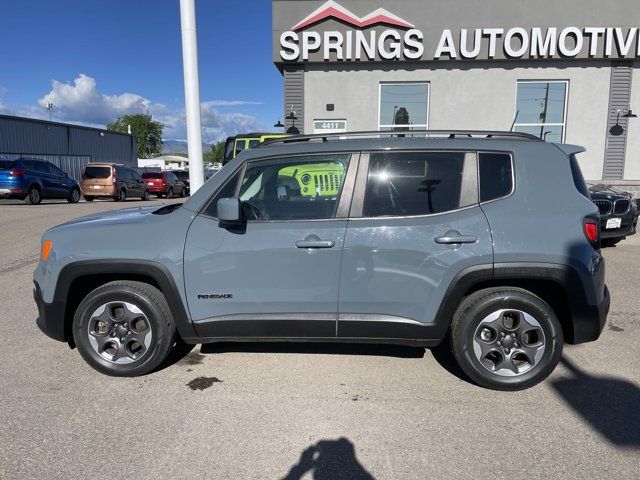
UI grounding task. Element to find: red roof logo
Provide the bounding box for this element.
[292,0,415,31]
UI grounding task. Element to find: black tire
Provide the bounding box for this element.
[72,281,176,377]
[84,196,95,202]
[180,186,186,198]
[67,188,81,204]
[24,186,42,205]
[114,189,126,202]
[450,287,563,391]
[141,189,150,201]
[167,187,174,199]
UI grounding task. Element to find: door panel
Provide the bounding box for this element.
[337,150,493,341]
[184,217,347,337]
[338,208,492,339]
[183,152,356,339]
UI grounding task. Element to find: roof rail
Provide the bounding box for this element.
[258,129,542,147]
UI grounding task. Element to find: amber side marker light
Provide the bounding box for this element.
[41,240,53,261]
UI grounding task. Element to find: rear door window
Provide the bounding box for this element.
[479,153,513,202]
[362,152,465,217]
[84,166,112,179]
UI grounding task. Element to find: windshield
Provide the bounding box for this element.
[142,172,163,179]
[83,166,111,179]
[0,161,18,170]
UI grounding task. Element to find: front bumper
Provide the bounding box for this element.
[33,281,68,342]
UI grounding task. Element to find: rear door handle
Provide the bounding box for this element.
[435,234,478,244]
[296,240,335,249]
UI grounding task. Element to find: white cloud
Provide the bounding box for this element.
[38,74,150,124]
[32,74,264,142]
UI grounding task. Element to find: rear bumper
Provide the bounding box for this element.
[81,186,116,197]
[33,281,67,342]
[146,185,169,194]
[0,187,26,198]
[570,284,610,344]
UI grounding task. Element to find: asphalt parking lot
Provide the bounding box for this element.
[1,198,639,480]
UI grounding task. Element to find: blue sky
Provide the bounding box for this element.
[0,0,283,142]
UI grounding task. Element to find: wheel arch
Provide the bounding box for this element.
[54,260,196,345]
[434,262,601,345]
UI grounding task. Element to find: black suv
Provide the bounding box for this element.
[589,184,638,246]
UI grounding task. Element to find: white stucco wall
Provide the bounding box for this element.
[304,61,611,180]
[624,67,640,180]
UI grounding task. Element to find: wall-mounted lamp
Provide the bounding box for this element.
[274,120,284,128]
[623,109,637,119]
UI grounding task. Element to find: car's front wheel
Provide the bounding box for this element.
[73,281,176,376]
[141,189,150,201]
[450,287,563,391]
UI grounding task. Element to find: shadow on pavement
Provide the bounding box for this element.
[552,357,640,447]
[429,334,472,384]
[201,342,425,359]
[280,437,375,480]
[153,337,196,372]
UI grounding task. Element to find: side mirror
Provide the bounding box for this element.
[217,197,242,227]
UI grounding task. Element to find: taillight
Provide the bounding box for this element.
[111,167,116,182]
[583,215,600,248]
[9,169,26,176]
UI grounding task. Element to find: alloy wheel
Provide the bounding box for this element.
[87,301,153,364]
[472,309,546,377]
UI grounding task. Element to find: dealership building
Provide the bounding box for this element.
[273,0,640,188]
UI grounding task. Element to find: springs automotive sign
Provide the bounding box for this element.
[278,0,640,62]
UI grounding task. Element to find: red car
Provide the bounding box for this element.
[141,171,187,198]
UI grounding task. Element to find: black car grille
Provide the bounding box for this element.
[613,199,630,215]
[593,200,612,215]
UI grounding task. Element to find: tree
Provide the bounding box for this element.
[107,114,164,158]
[203,141,225,164]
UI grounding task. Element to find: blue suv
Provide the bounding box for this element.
[33,131,609,390]
[0,158,81,204]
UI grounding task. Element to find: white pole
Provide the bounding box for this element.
[179,0,204,193]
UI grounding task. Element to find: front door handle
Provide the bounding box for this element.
[296,239,335,249]
[435,234,478,244]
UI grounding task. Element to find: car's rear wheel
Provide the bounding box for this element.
[68,188,81,204]
[167,187,174,199]
[73,281,176,376]
[24,186,42,205]
[114,189,126,202]
[141,189,150,201]
[450,287,563,391]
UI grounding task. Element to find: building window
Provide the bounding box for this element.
[378,83,429,131]
[513,81,568,142]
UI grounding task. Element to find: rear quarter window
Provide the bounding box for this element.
[479,152,513,202]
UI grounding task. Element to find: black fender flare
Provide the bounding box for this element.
[53,259,196,340]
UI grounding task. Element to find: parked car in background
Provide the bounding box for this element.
[223,132,288,165]
[204,165,221,181]
[589,183,638,246]
[141,170,186,198]
[81,163,150,202]
[0,158,81,205]
[172,170,190,195]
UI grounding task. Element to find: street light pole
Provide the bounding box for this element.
[179,0,204,193]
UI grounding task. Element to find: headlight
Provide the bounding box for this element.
[301,173,311,185]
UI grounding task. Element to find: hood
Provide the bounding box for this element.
[57,205,170,228]
[588,183,633,200]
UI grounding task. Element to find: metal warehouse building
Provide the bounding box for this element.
[273,0,640,190]
[0,114,137,181]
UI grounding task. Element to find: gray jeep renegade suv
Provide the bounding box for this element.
[33,131,609,390]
